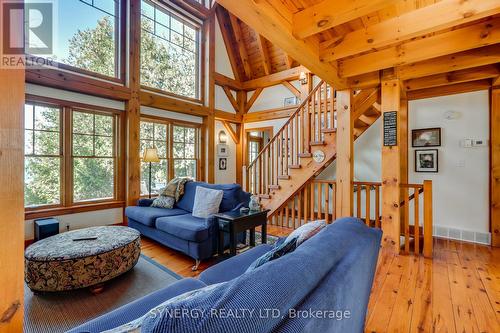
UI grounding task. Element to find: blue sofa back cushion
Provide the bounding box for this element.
[176,182,248,213]
[140,218,381,333]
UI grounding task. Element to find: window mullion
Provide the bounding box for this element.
[63,107,73,207]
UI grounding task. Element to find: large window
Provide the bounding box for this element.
[140,0,201,99]
[24,103,62,207]
[140,121,169,195]
[72,111,116,202]
[140,119,199,196]
[173,125,197,178]
[39,0,122,78]
[24,100,122,209]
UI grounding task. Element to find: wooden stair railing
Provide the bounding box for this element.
[274,179,433,258]
[245,81,382,218]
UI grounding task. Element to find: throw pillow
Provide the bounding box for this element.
[246,237,298,272]
[285,220,327,246]
[192,186,224,218]
[151,195,175,209]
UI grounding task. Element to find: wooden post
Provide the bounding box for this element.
[491,88,500,246]
[207,10,216,183]
[0,19,25,333]
[399,98,409,235]
[381,78,402,254]
[126,0,142,206]
[235,91,246,185]
[335,89,354,218]
[423,180,433,257]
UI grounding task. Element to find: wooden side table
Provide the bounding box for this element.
[215,209,270,257]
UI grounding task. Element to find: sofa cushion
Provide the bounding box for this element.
[246,237,298,272]
[155,214,211,242]
[192,186,223,218]
[176,182,246,213]
[66,278,206,333]
[125,206,188,227]
[199,244,273,285]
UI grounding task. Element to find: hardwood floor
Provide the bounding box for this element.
[141,228,500,332]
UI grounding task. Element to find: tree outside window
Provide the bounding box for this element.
[173,126,197,179]
[140,121,168,195]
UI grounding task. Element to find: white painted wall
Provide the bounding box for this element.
[409,90,490,237]
[248,81,300,113]
[214,120,237,184]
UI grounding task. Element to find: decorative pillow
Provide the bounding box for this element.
[285,220,327,246]
[151,195,175,209]
[246,237,298,272]
[102,282,226,333]
[192,186,224,218]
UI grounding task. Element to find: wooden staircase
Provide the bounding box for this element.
[245,81,381,218]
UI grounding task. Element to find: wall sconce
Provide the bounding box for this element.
[299,72,308,85]
[218,130,228,144]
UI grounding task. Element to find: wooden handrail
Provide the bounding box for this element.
[247,80,325,172]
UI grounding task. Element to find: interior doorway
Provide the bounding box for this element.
[244,127,273,166]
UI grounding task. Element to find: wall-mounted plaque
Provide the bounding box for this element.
[383,111,398,147]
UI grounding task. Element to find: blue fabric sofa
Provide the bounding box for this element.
[125,182,250,267]
[69,218,382,333]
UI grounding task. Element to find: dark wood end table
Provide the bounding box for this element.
[215,209,270,257]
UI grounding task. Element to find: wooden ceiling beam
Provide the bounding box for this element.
[293,0,398,40]
[407,79,492,100]
[404,65,500,91]
[282,81,301,98]
[321,0,500,62]
[284,54,294,69]
[214,72,243,90]
[245,88,263,113]
[215,110,243,123]
[257,35,272,75]
[228,13,253,79]
[222,86,240,113]
[396,44,500,80]
[221,120,240,144]
[215,6,245,81]
[340,18,500,77]
[347,71,381,89]
[215,0,347,89]
[241,66,306,90]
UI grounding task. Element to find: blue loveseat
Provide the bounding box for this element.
[125,181,250,268]
[69,218,382,333]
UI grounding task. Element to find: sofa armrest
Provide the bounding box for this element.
[137,198,155,207]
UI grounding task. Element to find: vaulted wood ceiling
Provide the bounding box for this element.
[216,0,500,92]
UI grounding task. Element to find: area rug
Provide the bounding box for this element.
[24,255,181,333]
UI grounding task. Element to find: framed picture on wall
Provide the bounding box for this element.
[219,158,227,170]
[412,128,441,147]
[217,144,229,157]
[415,149,438,173]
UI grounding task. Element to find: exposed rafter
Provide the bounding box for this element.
[215,6,245,81]
[292,0,398,40]
[340,18,500,77]
[228,13,253,79]
[257,35,272,76]
[320,0,500,62]
[215,0,347,89]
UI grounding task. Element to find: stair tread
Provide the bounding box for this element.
[298,152,312,158]
[278,175,290,180]
[321,128,336,133]
[288,164,301,169]
[268,185,280,189]
[310,141,326,146]
[258,194,271,199]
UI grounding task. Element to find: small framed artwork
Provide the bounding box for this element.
[412,128,441,147]
[284,96,300,107]
[219,158,227,170]
[415,149,438,173]
[217,144,229,157]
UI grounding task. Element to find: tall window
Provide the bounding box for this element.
[140,0,200,99]
[24,101,121,209]
[173,125,197,179]
[140,119,199,196]
[72,111,116,202]
[24,103,62,207]
[140,121,168,195]
[41,0,121,78]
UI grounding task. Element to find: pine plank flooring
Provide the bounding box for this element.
[141,226,500,332]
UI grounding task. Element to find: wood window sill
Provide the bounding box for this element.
[25,201,125,220]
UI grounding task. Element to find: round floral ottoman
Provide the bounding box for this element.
[25,226,141,292]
